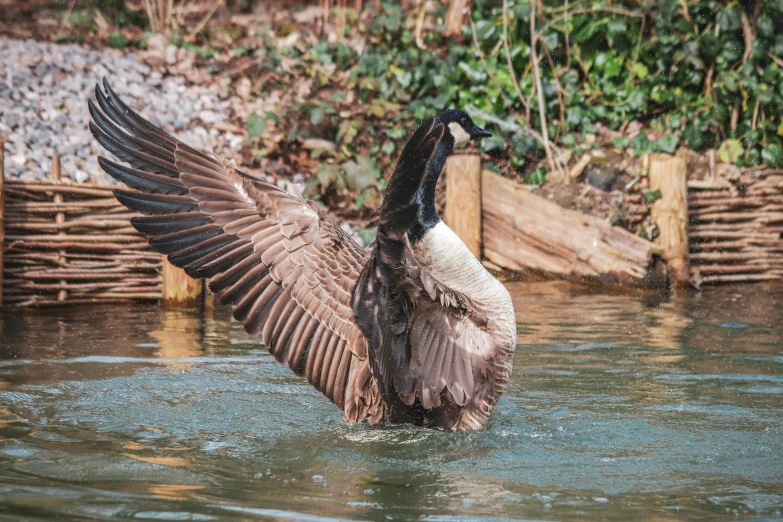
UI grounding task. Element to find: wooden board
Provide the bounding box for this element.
[481,170,667,288]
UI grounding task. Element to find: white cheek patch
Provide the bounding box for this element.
[448,122,471,148]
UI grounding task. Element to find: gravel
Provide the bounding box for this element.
[0,38,248,184]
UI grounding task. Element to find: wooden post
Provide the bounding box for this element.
[444,154,482,258]
[0,140,4,308]
[162,258,203,307]
[649,153,690,287]
[51,156,68,302]
[444,0,471,37]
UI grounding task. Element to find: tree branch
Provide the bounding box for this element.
[502,0,531,126]
[530,0,563,178]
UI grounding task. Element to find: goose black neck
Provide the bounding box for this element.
[407,136,453,244]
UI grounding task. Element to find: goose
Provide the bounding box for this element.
[88,80,516,431]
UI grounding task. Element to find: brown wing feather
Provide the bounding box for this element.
[408,300,491,409]
[89,80,380,423]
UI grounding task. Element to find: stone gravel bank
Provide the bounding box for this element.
[0,38,249,184]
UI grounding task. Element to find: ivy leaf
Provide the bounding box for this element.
[386,126,406,139]
[337,120,360,145]
[356,226,377,246]
[109,31,129,49]
[265,110,280,125]
[717,139,744,163]
[716,7,741,31]
[246,112,266,138]
[606,18,627,35]
[630,134,651,157]
[613,136,630,148]
[524,166,547,185]
[757,15,775,38]
[310,106,325,125]
[474,19,495,41]
[343,156,380,192]
[316,164,344,191]
[761,144,783,167]
[642,188,663,204]
[633,62,649,80]
[655,133,680,154]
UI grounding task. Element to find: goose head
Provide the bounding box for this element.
[436,109,492,148]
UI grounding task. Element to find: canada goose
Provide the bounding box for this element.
[88,80,516,431]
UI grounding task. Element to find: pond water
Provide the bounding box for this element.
[0,281,781,521]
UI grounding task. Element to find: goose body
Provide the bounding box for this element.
[89,81,516,431]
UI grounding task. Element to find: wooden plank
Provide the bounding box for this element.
[481,170,666,288]
[444,154,482,258]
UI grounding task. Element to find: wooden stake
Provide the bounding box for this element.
[0,140,4,308]
[51,156,68,302]
[444,154,482,258]
[649,153,690,287]
[444,0,471,37]
[162,258,203,307]
[569,153,592,179]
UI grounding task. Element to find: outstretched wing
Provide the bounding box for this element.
[89,80,380,422]
[352,117,445,405]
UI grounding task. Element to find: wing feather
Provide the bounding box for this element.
[89,80,378,423]
[409,300,490,408]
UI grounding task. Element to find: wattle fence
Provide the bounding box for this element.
[0,145,781,308]
[1,152,162,308]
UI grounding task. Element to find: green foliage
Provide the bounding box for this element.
[642,188,663,204]
[108,30,129,49]
[246,112,267,138]
[338,0,783,169]
[524,166,546,185]
[761,143,783,167]
[356,226,377,246]
[609,206,627,226]
[233,0,783,219]
[718,139,744,164]
[90,0,147,27]
[56,33,84,44]
[640,222,660,241]
[305,156,386,210]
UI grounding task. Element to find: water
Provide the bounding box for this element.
[0,281,781,521]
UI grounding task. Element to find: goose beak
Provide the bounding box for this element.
[470,126,492,140]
